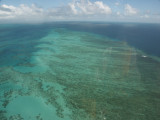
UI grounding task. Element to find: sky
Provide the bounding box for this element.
[0,0,160,23]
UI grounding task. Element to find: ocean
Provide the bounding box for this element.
[0,22,160,120]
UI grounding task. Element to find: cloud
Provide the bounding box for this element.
[0,0,112,22]
[0,4,45,22]
[115,2,120,6]
[116,11,120,16]
[0,5,15,19]
[0,5,12,12]
[62,0,112,15]
[141,14,149,18]
[0,0,159,23]
[94,1,112,14]
[124,4,138,16]
[69,3,78,15]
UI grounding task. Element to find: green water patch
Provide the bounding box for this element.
[6,96,62,120]
[0,28,160,120]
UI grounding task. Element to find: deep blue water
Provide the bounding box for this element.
[47,22,160,57]
[0,24,51,67]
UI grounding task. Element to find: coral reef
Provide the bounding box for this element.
[0,25,160,120]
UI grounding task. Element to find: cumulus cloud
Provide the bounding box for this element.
[115,2,120,6]
[0,0,112,22]
[0,4,45,22]
[124,4,138,16]
[141,14,149,18]
[0,5,15,19]
[116,11,120,16]
[0,0,159,23]
[52,0,112,16]
[94,1,112,14]
[0,0,112,23]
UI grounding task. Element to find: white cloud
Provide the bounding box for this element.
[94,1,112,14]
[115,2,120,6]
[116,11,120,16]
[0,5,15,19]
[0,0,112,22]
[0,4,45,22]
[69,3,78,15]
[124,4,138,16]
[141,14,149,18]
[72,0,112,15]
[0,0,159,23]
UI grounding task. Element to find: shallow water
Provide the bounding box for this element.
[0,23,160,120]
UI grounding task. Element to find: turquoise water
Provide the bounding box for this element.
[0,23,160,120]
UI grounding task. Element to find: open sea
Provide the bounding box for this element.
[0,22,160,120]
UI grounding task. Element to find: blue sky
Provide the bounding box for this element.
[1,0,72,8]
[2,0,160,12]
[0,0,160,23]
